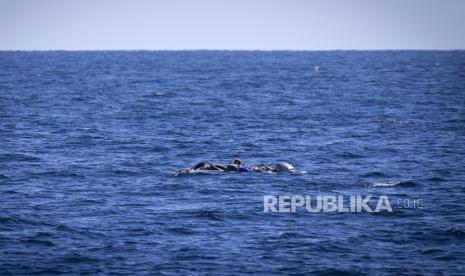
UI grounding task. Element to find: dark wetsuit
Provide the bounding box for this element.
[192,162,225,171]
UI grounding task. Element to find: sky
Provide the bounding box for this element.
[0,0,464,50]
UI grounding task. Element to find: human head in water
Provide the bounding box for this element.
[274,162,295,173]
[230,159,243,166]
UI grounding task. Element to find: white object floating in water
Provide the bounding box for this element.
[275,162,295,172]
[369,181,401,188]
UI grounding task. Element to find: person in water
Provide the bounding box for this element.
[189,159,295,173]
[191,161,226,171]
[225,158,246,172]
[190,159,244,172]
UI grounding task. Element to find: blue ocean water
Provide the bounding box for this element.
[0,51,464,274]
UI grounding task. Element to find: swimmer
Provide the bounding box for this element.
[181,160,295,174]
[191,161,225,172]
[226,159,248,172]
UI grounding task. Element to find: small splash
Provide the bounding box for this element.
[313,66,320,71]
[144,91,166,97]
[368,181,401,188]
[367,180,417,188]
[227,139,234,143]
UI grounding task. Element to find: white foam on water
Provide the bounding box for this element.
[369,181,401,188]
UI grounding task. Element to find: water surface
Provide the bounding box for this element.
[1,51,464,274]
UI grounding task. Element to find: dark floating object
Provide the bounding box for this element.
[175,159,296,175]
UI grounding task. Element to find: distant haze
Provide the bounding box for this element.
[1,0,464,50]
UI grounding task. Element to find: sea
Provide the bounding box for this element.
[0,51,464,275]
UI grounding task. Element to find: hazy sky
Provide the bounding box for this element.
[1,0,464,50]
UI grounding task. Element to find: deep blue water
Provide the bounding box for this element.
[1,51,465,275]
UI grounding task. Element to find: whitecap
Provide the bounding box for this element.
[369,181,401,188]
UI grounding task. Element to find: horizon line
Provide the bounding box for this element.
[1,48,465,52]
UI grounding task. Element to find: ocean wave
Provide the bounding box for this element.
[368,180,418,188]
